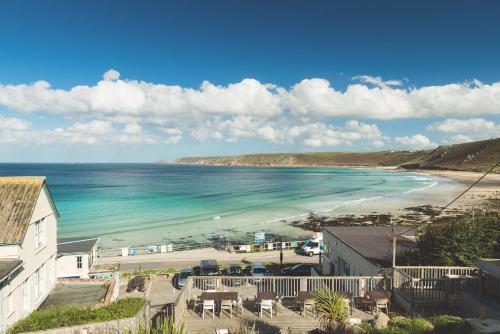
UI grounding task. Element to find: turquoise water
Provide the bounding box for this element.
[0,164,459,247]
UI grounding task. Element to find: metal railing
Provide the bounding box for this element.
[394,266,476,279]
[393,266,480,313]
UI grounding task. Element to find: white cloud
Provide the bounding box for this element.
[103,69,120,81]
[427,118,500,136]
[353,75,403,88]
[394,134,436,150]
[0,115,30,130]
[1,70,499,149]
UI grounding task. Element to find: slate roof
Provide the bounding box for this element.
[0,259,23,283]
[0,176,58,244]
[57,237,98,255]
[323,226,417,268]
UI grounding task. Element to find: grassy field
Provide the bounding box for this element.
[174,138,500,173]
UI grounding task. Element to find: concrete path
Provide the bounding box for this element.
[96,248,319,272]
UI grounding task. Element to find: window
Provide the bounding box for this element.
[77,256,83,269]
[23,280,30,313]
[35,219,45,249]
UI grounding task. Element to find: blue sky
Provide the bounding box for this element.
[0,0,499,162]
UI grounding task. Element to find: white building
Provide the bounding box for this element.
[322,226,416,276]
[0,177,58,332]
[57,237,98,279]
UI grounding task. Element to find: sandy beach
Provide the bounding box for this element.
[415,169,500,209]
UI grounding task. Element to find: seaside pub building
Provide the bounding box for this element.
[0,177,58,332]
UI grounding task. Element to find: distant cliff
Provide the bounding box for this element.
[173,138,500,173]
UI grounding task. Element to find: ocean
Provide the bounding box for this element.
[0,163,460,248]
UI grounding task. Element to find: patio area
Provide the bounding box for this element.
[182,299,375,333]
[173,276,390,333]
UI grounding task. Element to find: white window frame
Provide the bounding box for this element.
[76,256,83,269]
[35,219,46,250]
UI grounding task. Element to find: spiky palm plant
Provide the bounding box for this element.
[312,289,348,332]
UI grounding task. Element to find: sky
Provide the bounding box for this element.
[0,1,499,162]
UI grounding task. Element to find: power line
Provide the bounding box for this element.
[387,161,499,267]
[397,161,500,237]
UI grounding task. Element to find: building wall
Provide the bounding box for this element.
[57,254,90,279]
[0,185,58,332]
[322,230,380,277]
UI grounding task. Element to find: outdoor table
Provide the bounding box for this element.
[298,291,314,301]
[365,290,390,301]
[257,291,277,301]
[199,291,238,301]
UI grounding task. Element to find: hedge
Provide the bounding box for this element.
[7,298,145,334]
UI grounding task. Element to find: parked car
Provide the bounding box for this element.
[198,259,220,290]
[250,262,268,282]
[225,263,245,286]
[227,264,245,276]
[199,260,220,276]
[176,267,193,289]
[297,233,323,256]
[281,263,320,276]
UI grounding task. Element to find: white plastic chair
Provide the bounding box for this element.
[220,299,233,318]
[233,296,244,315]
[260,299,273,318]
[203,299,215,319]
[302,298,315,318]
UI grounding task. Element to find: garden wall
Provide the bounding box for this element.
[20,304,150,334]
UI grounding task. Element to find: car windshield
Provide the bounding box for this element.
[253,268,266,274]
[180,271,191,279]
[202,267,219,276]
[291,264,302,271]
[304,240,316,247]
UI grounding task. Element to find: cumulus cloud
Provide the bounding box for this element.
[394,134,436,150]
[352,75,403,89]
[427,118,500,137]
[1,70,499,149]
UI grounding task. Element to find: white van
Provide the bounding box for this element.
[299,233,323,256]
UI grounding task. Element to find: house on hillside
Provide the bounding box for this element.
[57,237,98,279]
[0,177,58,332]
[322,226,417,276]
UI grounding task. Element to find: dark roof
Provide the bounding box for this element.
[323,226,417,268]
[0,259,23,283]
[57,237,98,255]
[0,176,59,244]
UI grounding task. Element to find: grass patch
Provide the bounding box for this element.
[363,315,471,334]
[7,298,145,334]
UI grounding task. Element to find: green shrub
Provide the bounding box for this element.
[7,298,145,334]
[313,289,349,331]
[430,315,466,334]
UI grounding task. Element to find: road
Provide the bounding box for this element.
[95,247,320,272]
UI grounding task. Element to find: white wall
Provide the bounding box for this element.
[322,230,380,277]
[0,185,58,332]
[57,254,90,279]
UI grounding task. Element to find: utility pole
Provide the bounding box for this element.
[391,217,396,268]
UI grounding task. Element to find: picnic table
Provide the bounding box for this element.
[199,291,238,301]
[126,276,145,292]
